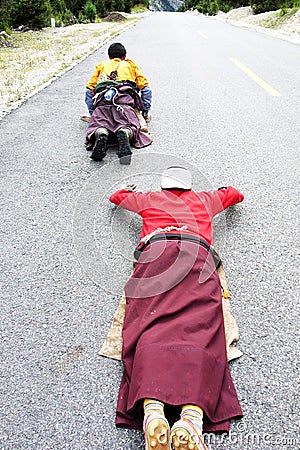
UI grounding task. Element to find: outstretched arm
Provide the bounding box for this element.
[109,187,147,214]
[216,186,244,210]
[204,186,244,217]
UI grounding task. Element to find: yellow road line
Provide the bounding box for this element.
[230,58,281,97]
[197,30,208,39]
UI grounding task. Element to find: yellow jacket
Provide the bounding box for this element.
[86,58,149,90]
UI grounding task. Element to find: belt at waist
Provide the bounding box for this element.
[134,233,221,268]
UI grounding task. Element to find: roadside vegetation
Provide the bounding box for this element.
[0,0,149,32]
[178,0,300,16]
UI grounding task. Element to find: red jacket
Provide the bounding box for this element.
[109,187,244,245]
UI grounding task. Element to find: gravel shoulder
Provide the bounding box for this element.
[213,7,300,44]
[187,6,300,44]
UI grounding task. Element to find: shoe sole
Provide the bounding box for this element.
[117,131,132,165]
[90,137,107,161]
[119,154,132,165]
[170,421,207,450]
[80,116,90,123]
[145,417,170,450]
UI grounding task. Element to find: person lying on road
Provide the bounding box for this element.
[108,166,244,450]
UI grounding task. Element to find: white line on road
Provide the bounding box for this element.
[230,58,281,97]
[197,30,209,39]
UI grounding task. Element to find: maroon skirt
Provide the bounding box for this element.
[85,104,152,150]
[116,240,243,433]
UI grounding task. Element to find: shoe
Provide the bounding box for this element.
[119,154,132,165]
[144,412,170,450]
[80,115,90,123]
[116,129,132,165]
[90,131,108,161]
[134,108,148,132]
[142,110,151,123]
[170,418,208,450]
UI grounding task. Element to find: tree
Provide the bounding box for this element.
[124,0,132,12]
[179,0,251,13]
[0,0,13,31]
[250,0,293,13]
[65,0,86,15]
[12,0,52,28]
[84,0,97,20]
[50,0,66,12]
[94,0,106,15]
[250,0,278,13]
[104,0,113,12]
[114,0,125,10]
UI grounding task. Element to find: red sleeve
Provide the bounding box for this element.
[209,186,244,216]
[109,190,147,213]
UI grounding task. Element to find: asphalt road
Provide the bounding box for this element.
[0,12,299,450]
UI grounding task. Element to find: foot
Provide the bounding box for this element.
[119,155,132,165]
[142,110,151,123]
[134,108,148,132]
[170,419,207,450]
[116,129,132,165]
[144,412,170,450]
[90,134,107,161]
[80,115,90,123]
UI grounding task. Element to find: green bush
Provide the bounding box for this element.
[0,0,13,31]
[0,0,150,30]
[50,0,66,12]
[63,8,77,23]
[12,0,52,28]
[131,2,148,11]
[250,0,286,14]
[179,0,252,13]
[83,0,97,21]
[52,8,76,26]
[78,11,88,22]
[124,0,133,12]
[94,0,106,15]
[65,0,86,15]
[210,0,219,13]
[196,0,219,14]
[52,11,64,26]
[115,0,126,10]
[218,0,249,12]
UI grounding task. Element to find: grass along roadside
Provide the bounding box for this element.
[0,17,143,119]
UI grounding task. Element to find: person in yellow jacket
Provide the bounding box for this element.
[84,42,152,122]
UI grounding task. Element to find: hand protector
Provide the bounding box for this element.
[120,183,137,192]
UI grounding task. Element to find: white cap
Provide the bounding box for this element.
[161,166,192,190]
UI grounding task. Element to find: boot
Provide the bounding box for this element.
[142,110,151,123]
[116,128,132,165]
[91,128,108,161]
